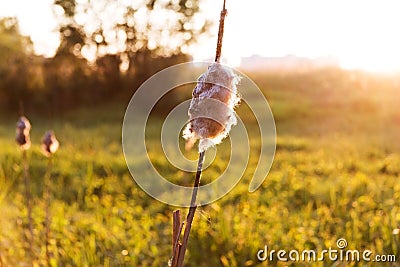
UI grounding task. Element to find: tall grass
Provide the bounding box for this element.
[0,68,399,266]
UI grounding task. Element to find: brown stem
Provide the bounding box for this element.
[172,210,181,254]
[171,210,183,266]
[176,151,205,267]
[23,150,34,265]
[215,0,227,63]
[44,157,53,266]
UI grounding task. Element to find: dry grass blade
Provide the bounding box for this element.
[22,150,34,265]
[43,157,53,266]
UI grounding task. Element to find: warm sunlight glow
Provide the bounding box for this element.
[0,0,59,57]
[197,0,400,73]
[2,0,400,72]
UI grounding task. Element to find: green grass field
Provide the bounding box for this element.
[0,67,399,266]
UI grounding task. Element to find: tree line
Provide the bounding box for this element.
[0,0,209,114]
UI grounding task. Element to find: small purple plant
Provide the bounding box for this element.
[41,130,59,157]
[15,116,31,150]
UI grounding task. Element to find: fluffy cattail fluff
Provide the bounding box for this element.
[183,63,240,152]
[16,116,31,150]
[41,130,59,157]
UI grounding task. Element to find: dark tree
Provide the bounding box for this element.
[0,17,37,110]
[50,0,210,103]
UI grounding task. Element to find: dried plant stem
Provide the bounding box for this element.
[214,0,227,63]
[171,210,183,266]
[172,0,227,265]
[43,157,53,266]
[22,150,34,264]
[175,151,205,267]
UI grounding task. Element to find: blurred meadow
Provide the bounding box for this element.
[1,67,400,266]
[1,0,400,266]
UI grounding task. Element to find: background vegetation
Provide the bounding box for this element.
[1,67,400,266]
[0,0,205,113]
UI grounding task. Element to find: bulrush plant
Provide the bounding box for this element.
[171,1,240,266]
[16,116,31,151]
[15,116,34,263]
[182,62,240,153]
[41,130,59,266]
[174,62,240,267]
[41,131,59,157]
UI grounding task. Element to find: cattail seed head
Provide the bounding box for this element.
[183,63,240,152]
[41,130,59,157]
[16,116,31,150]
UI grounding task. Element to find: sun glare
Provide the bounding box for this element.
[339,50,400,74]
[2,0,400,73]
[200,0,400,73]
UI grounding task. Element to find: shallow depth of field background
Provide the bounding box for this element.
[1,68,400,266]
[1,0,400,266]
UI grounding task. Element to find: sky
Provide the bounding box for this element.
[1,0,400,72]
